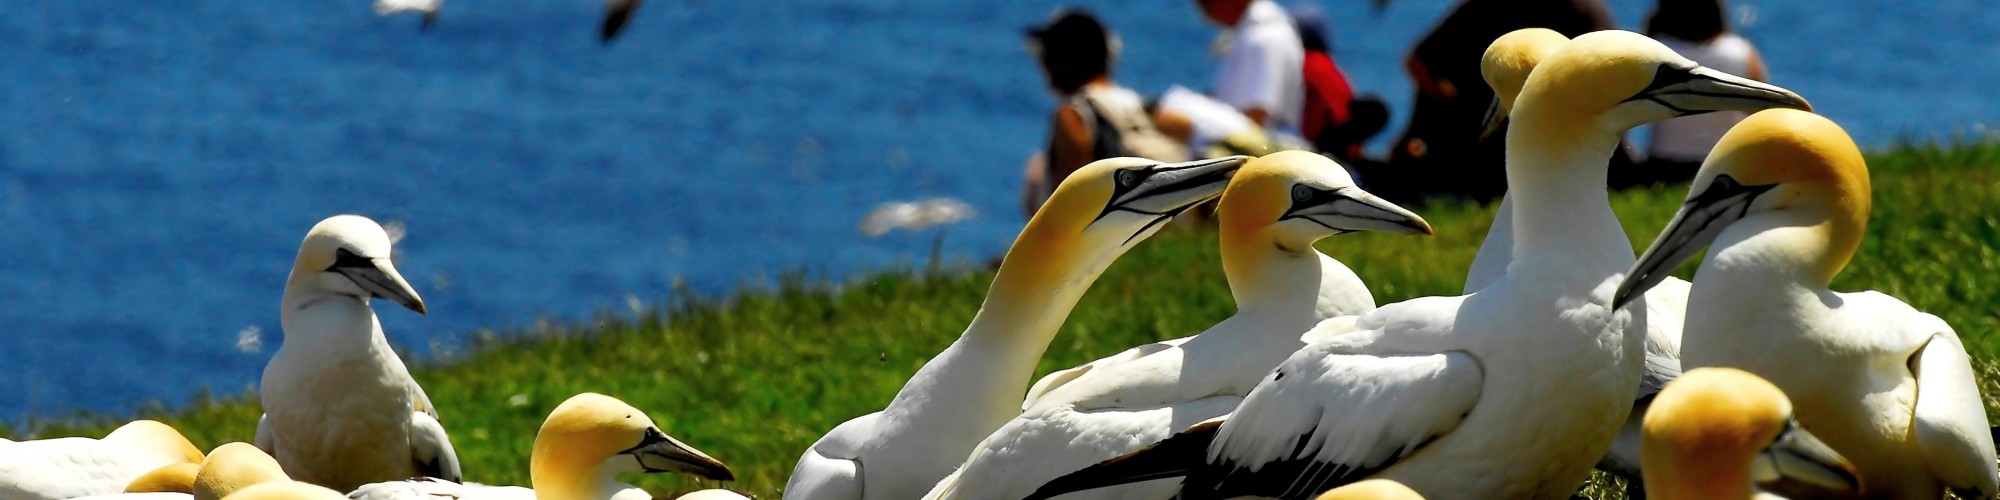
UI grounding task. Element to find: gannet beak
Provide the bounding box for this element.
[1753,420,1862,493]
[1477,96,1507,140]
[621,427,736,482]
[1613,174,1777,309]
[1097,156,1249,242]
[1283,186,1434,236]
[332,250,427,315]
[1626,64,1813,115]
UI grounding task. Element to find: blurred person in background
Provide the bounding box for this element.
[1379,0,1626,202]
[1290,3,1389,167]
[1636,0,1768,185]
[1020,8,1190,217]
[1195,0,1306,133]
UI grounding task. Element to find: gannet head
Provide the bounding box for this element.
[1220,151,1431,252]
[1313,479,1425,499]
[1613,109,1867,308]
[1642,367,1861,498]
[218,481,348,500]
[287,215,426,315]
[103,420,205,467]
[531,393,735,496]
[194,442,292,500]
[125,462,200,494]
[1513,30,1810,138]
[1010,156,1246,272]
[1478,28,1570,139]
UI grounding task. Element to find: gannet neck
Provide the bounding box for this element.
[1220,226,1324,313]
[530,461,630,500]
[1699,210,1841,290]
[961,212,1105,349]
[1648,456,1758,500]
[1503,120,1634,276]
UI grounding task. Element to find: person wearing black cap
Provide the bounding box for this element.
[1020,8,1189,218]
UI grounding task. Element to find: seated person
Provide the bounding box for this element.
[1636,0,1770,186]
[1019,8,1190,218]
[1195,0,1306,133]
[1291,4,1388,165]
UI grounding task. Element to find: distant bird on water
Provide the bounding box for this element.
[374,0,441,31]
[859,198,976,237]
[603,0,644,42]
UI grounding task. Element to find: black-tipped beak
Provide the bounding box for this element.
[622,427,736,481]
[1282,186,1434,236]
[1613,174,1776,310]
[1097,156,1250,243]
[1755,420,1861,493]
[1478,95,1508,141]
[1626,64,1813,116]
[331,249,427,315]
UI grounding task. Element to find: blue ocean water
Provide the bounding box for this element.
[1,0,1992,419]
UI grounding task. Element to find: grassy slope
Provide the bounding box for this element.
[10,143,1998,498]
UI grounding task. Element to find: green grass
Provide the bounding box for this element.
[9,142,1998,498]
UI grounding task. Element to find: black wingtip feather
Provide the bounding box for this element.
[1022,420,1223,500]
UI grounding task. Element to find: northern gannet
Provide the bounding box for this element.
[0,420,205,499]
[923,151,1432,500]
[255,215,461,491]
[1314,480,1423,500]
[1466,27,1693,489]
[68,462,201,500]
[348,392,736,499]
[785,156,1249,500]
[374,0,440,31]
[1026,31,1811,499]
[603,0,643,42]
[196,443,299,500]
[1641,367,1860,499]
[1614,108,1999,498]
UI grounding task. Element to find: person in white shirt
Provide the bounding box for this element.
[1196,0,1305,133]
[1641,0,1770,183]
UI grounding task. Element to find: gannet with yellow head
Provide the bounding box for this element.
[923,151,1430,500]
[194,443,292,500]
[1464,28,1698,492]
[784,156,1249,500]
[0,420,205,499]
[1641,367,1860,499]
[254,214,460,492]
[1025,30,1811,500]
[1615,109,1998,499]
[350,392,736,499]
[1314,480,1424,500]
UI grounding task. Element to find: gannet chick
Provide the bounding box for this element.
[1642,367,1860,499]
[1315,480,1424,500]
[349,392,735,499]
[1616,108,1998,499]
[0,420,205,499]
[924,151,1431,500]
[1025,30,1811,500]
[374,0,440,31]
[255,215,460,491]
[786,156,1249,500]
[603,0,643,42]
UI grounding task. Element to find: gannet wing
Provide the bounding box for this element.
[784,413,874,499]
[1906,316,1999,498]
[408,411,461,484]
[1022,336,1192,410]
[1191,346,1484,498]
[349,477,529,500]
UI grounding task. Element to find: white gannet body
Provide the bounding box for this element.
[373,0,440,31]
[349,392,736,500]
[1641,367,1861,499]
[1615,109,2000,499]
[784,156,1249,500]
[254,215,460,492]
[221,481,349,500]
[924,151,1433,500]
[0,420,205,500]
[1463,28,1692,486]
[1026,31,1812,500]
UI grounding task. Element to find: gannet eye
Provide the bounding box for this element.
[1292,185,1313,203]
[1117,169,1142,188]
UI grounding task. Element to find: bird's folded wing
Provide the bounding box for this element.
[1906,317,1999,497]
[350,477,530,500]
[1023,336,1192,410]
[1197,348,1484,498]
[409,411,462,484]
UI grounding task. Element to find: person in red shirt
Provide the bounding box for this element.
[1292,6,1387,166]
